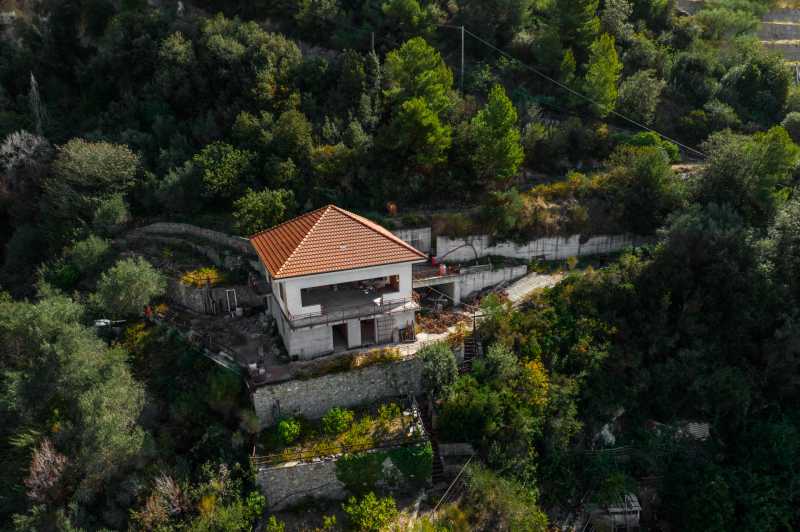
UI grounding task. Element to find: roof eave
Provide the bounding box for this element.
[272,257,427,281]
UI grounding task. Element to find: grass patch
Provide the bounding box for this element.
[257,400,421,463]
[180,266,228,287]
[295,347,403,380]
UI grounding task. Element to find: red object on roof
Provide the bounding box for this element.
[249,205,427,279]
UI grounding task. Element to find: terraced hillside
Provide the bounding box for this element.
[761,9,800,62]
[676,0,800,63]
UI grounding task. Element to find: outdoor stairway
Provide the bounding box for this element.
[460,331,478,374]
[418,395,446,486]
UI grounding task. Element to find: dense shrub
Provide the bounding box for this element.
[419,342,458,397]
[233,187,295,235]
[342,492,398,532]
[277,418,301,445]
[93,194,131,235]
[69,235,111,275]
[781,112,800,144]
[322,407,355,435]
[93,257,166,318]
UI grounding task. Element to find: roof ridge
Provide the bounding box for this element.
[248,204,329,239]
[331,205,427,258]
[274,204,335,277]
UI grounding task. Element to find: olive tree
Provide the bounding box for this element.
[93,257,166,318]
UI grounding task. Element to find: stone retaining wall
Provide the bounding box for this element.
[258,459,346,510]
[253,357,423,428]
[166,279,265,313]
[436,234,647,262]
[134,222,256,256]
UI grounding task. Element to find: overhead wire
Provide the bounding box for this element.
[436,24,707,159]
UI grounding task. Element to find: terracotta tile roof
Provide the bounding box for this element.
[249,205,427,279]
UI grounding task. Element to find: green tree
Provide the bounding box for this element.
[342,492,398,532]
[605,144,682,234]
[551,0,600,59]
[92,193,130,235]
[697,127,800,227]
[456,0,532,45]
[0,290,146,507]
[93,257,166,318]
[669,52,721,108]
[583,34,622,118]
[233,188,295,235]
[68,235,110,275]
[617,69,666,125]
[42,139,139,238]
[384,37,454,115]
[381,0,433,46]
[600,0,633,42]
[388,97,452,167]
[781,111,800,144]
[720,50,791,127]
[419,342,458,397]
[193,142,255,200]
[470,84,524,189]
[272,110,314,164]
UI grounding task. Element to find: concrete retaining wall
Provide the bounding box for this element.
[392,227,432,254]
[436,234,646,263]
[253,357,423,427]
[457,264,527,299]
[258,459,346,510]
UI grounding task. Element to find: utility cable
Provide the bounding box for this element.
[437,24,707,159]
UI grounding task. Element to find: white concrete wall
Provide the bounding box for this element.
[457,264,527,300]
[287,323,333,360]
[436,234,646,262]
[347,319,361,348]
[275,262,416,317]
[392,227,432,254]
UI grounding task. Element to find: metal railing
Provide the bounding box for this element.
[283,296,419,329]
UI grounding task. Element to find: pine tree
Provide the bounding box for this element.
[470,85,524,188]
[583,34,622,118]
[552,0,600,60]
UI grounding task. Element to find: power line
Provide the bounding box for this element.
[433,454,473,513]
[439,24,706,159]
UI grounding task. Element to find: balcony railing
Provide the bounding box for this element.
[280,296,419,329]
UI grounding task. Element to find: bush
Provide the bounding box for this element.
[617,70,665,126]
[233,187,295,235]
[265,515,285,532]
[378,402,402,423]
[322,407,354,435]
[621,131,680,162]
[419,342,458,397]
[782,112,800,144]
[69,235,110,274]
[180,267,226,288]
[93,193,130,235]
[93,257,166,318]
[193,141,255,199]
[342,492,398,532]
[277,418,301,445]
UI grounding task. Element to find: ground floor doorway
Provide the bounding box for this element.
[332,323,348,351]
[360,319,376,345]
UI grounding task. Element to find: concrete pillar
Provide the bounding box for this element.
[347,319,361,348]
[452,280,461,305]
